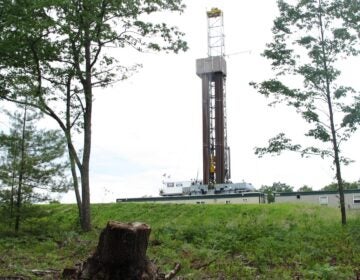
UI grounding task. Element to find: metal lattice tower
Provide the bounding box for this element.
[196,8,230,185]
[207,8,225,57]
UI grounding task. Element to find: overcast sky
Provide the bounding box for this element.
[59,0,360,203]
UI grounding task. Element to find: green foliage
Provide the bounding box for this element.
[0,0,188,231]
[251,0,360,225]
[0,107,69,231]
[258,182,294,203]
[255,133,301,157]
[298,185,313,192]
[0,203,359,279]
[251,0,360,157]
[0,0,188,104]
[342,95,360,130]
[0,109,70,195]
[322,181,360,191]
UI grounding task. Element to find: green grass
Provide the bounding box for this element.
[1,203,360,279]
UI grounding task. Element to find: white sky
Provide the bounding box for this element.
[58,0,360,203]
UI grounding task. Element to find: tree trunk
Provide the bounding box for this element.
[10,144,17,225]
[79,23,93,232]
[318,1,346,225]
[69,148,82,222]
[66,75,82,223]
[15,104,27,232]
[78,221,156,279]
[334,154,346,225]
[9,169,16,226]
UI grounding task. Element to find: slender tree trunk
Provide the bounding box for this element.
[66,76,82,222]
[80,160,91,232]
[9,171,15,228]
[69,147,82,221]
[80,95,92,231]
[9,145,17,224]
[79,25,93,232]
[9,142,18,227]
[15,104,27,232]
[42,102,85,225]
[318,0,346,225]
[9,169,16,227]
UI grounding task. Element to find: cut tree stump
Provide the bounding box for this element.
[63,221,181,280]
[79,221,156,280]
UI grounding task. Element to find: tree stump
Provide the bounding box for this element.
[78,221,156,280]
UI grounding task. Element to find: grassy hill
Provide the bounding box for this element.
[0,203,359,279]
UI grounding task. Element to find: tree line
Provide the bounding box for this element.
[259,181,360,203]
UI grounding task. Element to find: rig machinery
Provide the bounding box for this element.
[160,8,256,197]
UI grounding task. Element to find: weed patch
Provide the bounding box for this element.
[0,203,359,279]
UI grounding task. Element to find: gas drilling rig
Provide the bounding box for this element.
[196,7,230,186]
[160,8,255,196]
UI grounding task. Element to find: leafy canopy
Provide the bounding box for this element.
[0,108,70,204]
[259,182,294,203]
[251,0,359,164]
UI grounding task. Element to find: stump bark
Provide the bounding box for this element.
[78,221,156,280]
